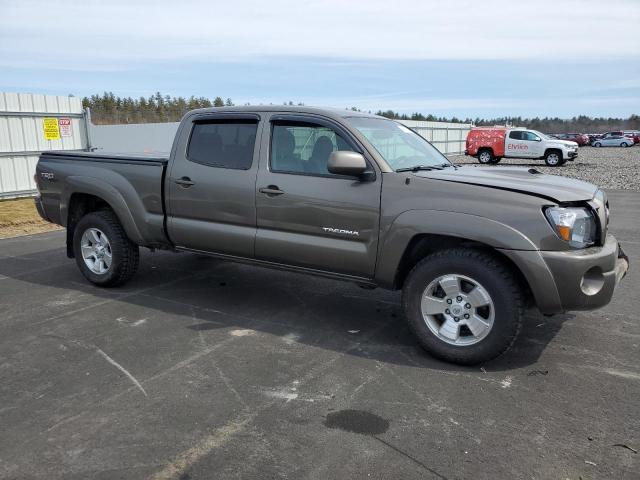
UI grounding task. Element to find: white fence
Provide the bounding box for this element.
[91,121,179,155]
[90,119,472,155]
[398,120,472,154]
[0,92,90,199]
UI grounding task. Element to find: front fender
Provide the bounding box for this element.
[374,209,538,288]
[61,175,145,244]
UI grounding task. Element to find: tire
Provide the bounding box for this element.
[73,210,139,287]
[402,248,524,365]
[477,149,494,164]
[621,142,629,148]
[559,158,568,166]
[544,150,562,167]
[594,142,601,147]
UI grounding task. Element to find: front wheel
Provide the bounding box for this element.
[593,142,601,147]
[621,142,629,148]
[73,210,140,287]
[544,151,562,166]
[402,249,524,365]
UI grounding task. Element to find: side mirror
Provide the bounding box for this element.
[328,151,367,177]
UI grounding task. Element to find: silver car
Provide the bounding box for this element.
[593,132,634,147]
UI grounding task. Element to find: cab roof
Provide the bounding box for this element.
[187,105,383,121]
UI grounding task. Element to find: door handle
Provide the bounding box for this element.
[175,177,195,187]
[259,185,285,196]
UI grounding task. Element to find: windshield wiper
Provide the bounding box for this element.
[395,165,444,172]
[436,162,458,170]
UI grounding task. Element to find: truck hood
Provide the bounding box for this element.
[550,139,578,148]
[415,166,598,203]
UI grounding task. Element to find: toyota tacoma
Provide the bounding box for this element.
[34,107,629,364]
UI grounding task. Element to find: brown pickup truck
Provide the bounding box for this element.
[34,106,628,364]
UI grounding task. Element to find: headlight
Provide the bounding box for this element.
[544,206,596,248]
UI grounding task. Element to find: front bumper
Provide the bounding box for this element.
[566,149,578,159]
[500,234,628,314]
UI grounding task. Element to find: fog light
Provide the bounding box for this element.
[580,267,605,296]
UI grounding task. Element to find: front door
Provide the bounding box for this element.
[521,131,544,157]
[167,113,261,256]
[255,114,382,278]
[506,131,542,158]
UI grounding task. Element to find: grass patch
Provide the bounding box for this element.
[0,198,62,239]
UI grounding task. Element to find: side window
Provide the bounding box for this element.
[270,122,355,176]
[522,132,540,141]
[188,120,258,169]
[509,131,522,140]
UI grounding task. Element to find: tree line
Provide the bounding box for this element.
[374,110,640,134]
[82,92,639,133]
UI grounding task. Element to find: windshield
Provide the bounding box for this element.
[347,117,450,170]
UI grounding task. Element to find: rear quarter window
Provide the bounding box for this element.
[188,120,258,169]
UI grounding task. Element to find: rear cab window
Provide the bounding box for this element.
[188,120,258,169]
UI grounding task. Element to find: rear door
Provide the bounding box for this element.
[254,113,382,278]
[166,113,261,256]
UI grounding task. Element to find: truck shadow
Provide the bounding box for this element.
[2,244,571,373]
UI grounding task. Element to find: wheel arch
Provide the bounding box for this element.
[375,210,537,297]
[63,180,144,257]
[391,233,533,302]
[544,148,563,159]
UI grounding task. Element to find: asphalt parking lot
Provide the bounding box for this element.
[1,191,638,480]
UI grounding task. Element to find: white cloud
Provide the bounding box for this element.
[1,0,639,69]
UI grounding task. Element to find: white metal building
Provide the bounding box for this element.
[0,92,90,199]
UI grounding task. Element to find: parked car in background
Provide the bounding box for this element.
[465,127,578,166]
[553,133,589,146]
[593,132,634,147]
[586,134,602,145]
[623,131,640,144]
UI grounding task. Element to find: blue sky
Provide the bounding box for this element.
[1,0,639,118]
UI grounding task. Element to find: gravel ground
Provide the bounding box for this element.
[449,145,640,191]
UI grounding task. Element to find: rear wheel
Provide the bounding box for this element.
[73,210,139,287]
[478,149,494,164]
[544,150,562,167]
[402,249,524,365]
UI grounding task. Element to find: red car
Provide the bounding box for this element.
[554,133,590,146]
[623,131,640,144]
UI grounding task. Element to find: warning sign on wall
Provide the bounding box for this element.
[43,118,60,140]
[58,118,72,137]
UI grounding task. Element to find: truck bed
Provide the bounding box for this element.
[36,150,170,248]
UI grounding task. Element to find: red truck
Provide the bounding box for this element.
[466,127,579,167]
